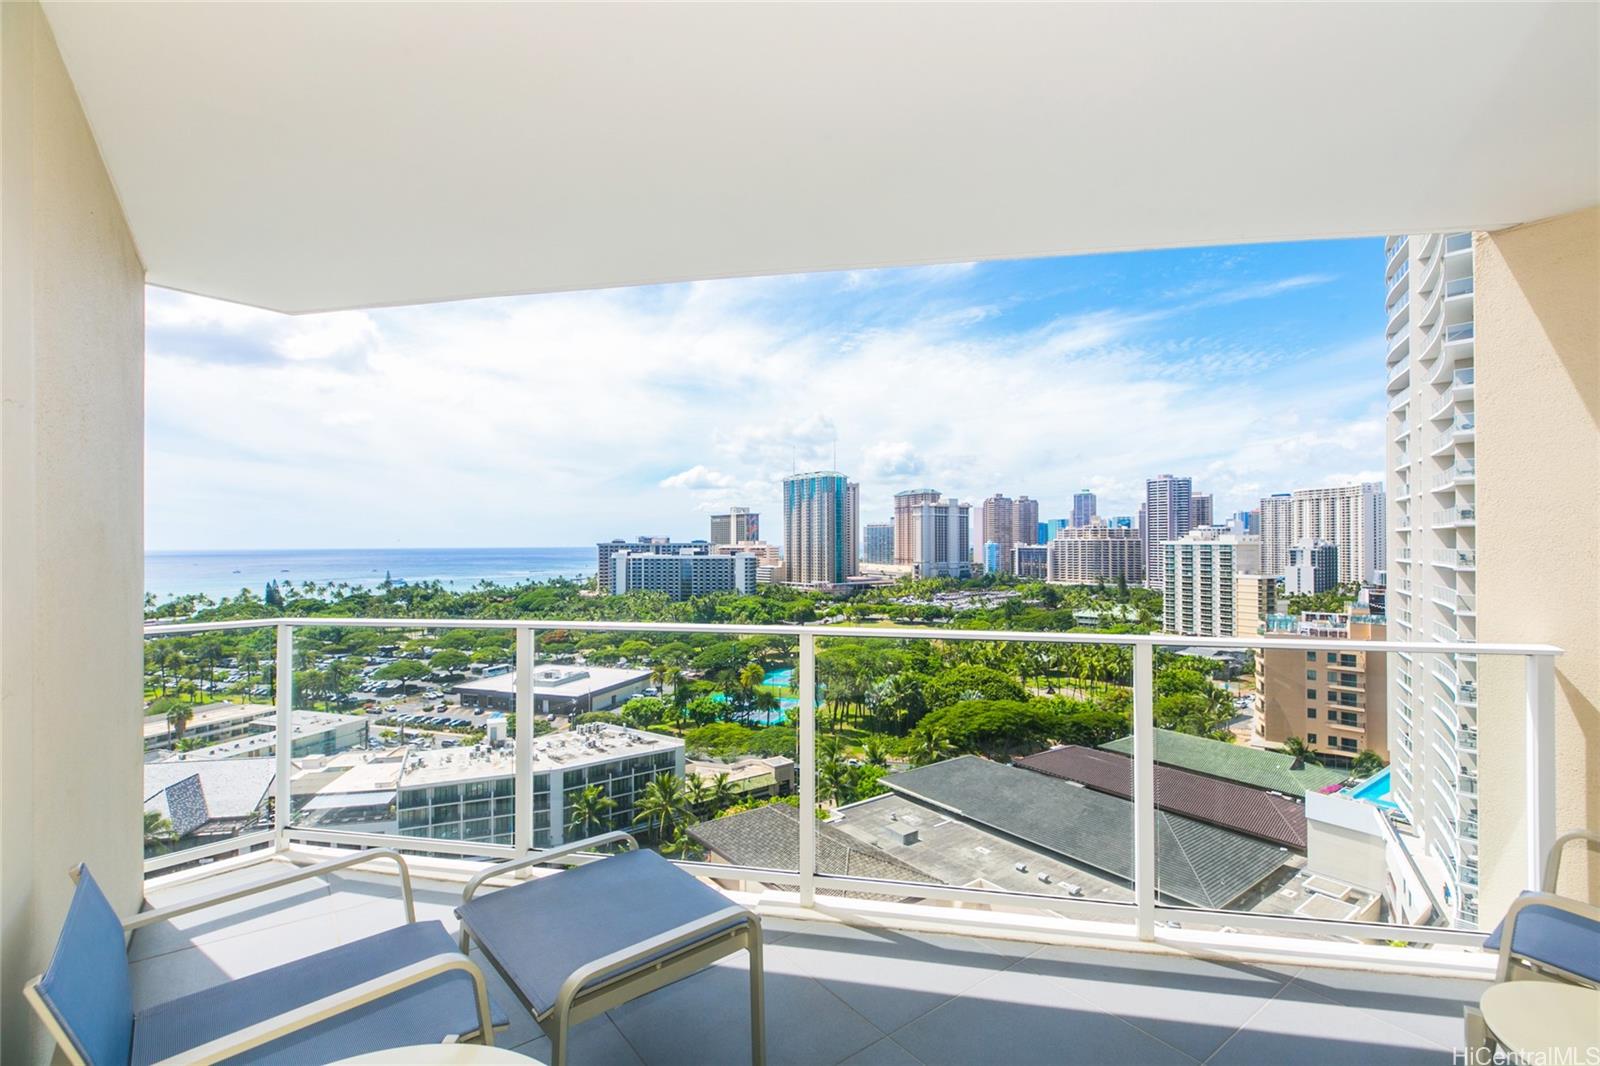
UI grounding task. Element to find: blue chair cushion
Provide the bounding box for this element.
[131,919,508,1065]
[35,865,135,1066]
[457,848,748,1019]
[1482,891,1600,983]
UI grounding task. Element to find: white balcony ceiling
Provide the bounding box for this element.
[44,1,1599,314]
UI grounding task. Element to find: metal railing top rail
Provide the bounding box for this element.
[141,615,1564,657]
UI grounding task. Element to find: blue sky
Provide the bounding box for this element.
[145,238,1387,550]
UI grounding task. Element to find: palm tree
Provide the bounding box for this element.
[708,772,738,815]
[143,811,176,852]
[909,725,953,767]
[684,774,712,816]
[863,734,890,768]
[166,703,194,740]
[566,784,616,837]
[634,774,693,840]
[736,661,765,721]
[1280,735,1322,767]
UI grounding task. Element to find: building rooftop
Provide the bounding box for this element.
[453,664,651,698]
[149,710,366,761]
[686,756,794,794]
[882,756,1292,910]
[1016,746,1309,851]
[688,803,936,898]
[1100,730,1348,796]
[142,700,271,740]
[144,758,276,826]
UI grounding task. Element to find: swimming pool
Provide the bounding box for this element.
[1348,767,1398,811]
[763,667,795,688]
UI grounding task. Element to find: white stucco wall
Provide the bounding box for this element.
[1474,207,1599,922]
[1,2,145,1058]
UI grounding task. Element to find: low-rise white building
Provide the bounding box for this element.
[454,663,651,715]
[1162,529,1262,637]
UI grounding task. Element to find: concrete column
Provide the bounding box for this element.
[1,2,145,1058]
[1474,207,1599,919]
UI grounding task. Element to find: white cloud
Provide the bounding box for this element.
[660,465,738,491]
[144,263,1384,549]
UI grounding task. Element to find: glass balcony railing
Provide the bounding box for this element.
[138,614,1562,945]
[1454,367,1475,388]
[1445,276,1474,298]
[1445,232,1472,254]
[1433,507,1476,526]
[1434,548,1478,568]
[1445,321,1475,343]
[1432,460,1476,489]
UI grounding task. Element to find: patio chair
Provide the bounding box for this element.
[23,849,508,1065]
[1481,829,1600,985]
[457,830,765,1066]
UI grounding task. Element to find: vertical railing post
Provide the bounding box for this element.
[1132,640,1156,940]
[798,631,817,907]
[1525,653,1556,891]
[274,622,294,848]
[515,626,536,855]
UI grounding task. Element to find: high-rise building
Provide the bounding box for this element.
[782,471,859,586]
[1285,539,1340,595]
[1072,489,1097,528]
[1013,496,1040,545]
[612,549,758,599]
[906,498,972,579]
[1161,529,1260,637]
[1281,483,1386,585]
[1255,612,1388,769]
[980,495,1014,571]
[1010,544,1048,579]
[1259,493,1294,575]
[1107,516,1134,530]
[862,522,894,564]
[709,506,759,546]
[1041,518,1069,543]
[982,541,1001,575]
[1192,493,1214,528]
[1234,572,1280,636]
[1383,231,1479,925]
[595,537,709,592]
[1046,518,1144,586]
[1144,475,1194,592]
[892,489,942,565]
[1231,509,1260,533]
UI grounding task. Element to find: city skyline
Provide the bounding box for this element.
[147,238,1387,550]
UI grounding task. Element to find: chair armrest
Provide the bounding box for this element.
[1542,829,1600,894]
[1495,890,1600,982]
[553,904,756,1020]
[122,848,417,932]
[461,830,638,905]
[149,951,497,1065]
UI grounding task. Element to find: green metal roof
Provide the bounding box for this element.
[1099,730,1347,796]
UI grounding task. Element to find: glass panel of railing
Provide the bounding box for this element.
[1152,629,1483,937]
[283,624,513,856]
[1445,276,1474,298]
[1445,322,1475,343]
[142,621,280,874]
[807,626,1136,924]
[1444,233,1472,254]
[630,629,800,881]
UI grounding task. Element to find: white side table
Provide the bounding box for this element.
[1469,982,1600,1060]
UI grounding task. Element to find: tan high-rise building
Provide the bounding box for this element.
[1046,518,1144,586]
[1256,612,1389,768]
[1258,493,1294,575]
[1013,496,1040,546]
[980,494,1014,571]
[1234,572,1280,637]
[907,497,972,579]
[892,489,942,565]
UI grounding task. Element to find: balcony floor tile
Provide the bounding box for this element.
[133,860,1487,1066]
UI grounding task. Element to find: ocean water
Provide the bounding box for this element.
[146,547,594,601]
